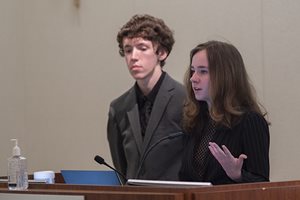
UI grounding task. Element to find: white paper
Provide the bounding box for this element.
[127,179,212,187]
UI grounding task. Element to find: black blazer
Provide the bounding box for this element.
[180,112,270,185]
[107,73,186,183]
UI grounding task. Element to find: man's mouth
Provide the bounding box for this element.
[131,65,142,70]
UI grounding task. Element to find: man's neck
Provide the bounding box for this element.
[137,67,162,96]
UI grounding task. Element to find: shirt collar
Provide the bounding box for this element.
[135,71,166,106]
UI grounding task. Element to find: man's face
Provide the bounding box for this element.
[122,37,163,81]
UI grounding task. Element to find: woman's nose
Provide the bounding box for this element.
[190,72,199,82]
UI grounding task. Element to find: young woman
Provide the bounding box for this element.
[179,40,270,185]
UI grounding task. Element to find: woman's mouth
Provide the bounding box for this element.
[193,87,202,91]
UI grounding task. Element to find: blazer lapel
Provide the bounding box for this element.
[141,74,174,154]
[127,90,143,154]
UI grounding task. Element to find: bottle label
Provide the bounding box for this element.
[8,157,28,190]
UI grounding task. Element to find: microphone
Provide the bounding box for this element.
[94,155,127,184]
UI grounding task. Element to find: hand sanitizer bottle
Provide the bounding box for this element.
[7,139,28,190]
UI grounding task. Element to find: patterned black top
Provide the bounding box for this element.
[179,104,270,185]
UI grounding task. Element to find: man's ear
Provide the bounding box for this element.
[158,49,168,61]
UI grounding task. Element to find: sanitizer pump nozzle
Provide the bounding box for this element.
[11,139,21,156]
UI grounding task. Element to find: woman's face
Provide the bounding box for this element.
[190,49,211,105]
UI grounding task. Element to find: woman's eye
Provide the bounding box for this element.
[190,67,208,76]
[200,70,208,74]
[190,68,195,75]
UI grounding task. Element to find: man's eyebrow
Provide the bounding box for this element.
[123,44,132,48]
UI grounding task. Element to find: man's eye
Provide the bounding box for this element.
[138,46,148,51]
[124,48,132,54]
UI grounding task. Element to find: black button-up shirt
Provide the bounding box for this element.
[135,71,166,138]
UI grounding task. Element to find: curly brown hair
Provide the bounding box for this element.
[183,41,267,132]
[117,14,175,67]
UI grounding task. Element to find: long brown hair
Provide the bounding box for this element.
[183,41,267,132]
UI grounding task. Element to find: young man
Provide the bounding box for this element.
[107,14,186,183]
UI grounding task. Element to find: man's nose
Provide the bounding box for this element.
[131,48,139,59]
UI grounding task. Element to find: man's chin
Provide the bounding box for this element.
[131,74,145,80]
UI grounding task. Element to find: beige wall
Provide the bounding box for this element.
[0,0,26,173]
[0,0,300,182]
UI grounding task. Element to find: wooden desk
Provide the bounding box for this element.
[193,185,300,200]
[1,174,300,200]
[0,189,183,200]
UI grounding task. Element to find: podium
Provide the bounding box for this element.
[1,173,300,200]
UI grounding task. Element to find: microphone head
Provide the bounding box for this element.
[94,155,105,164]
